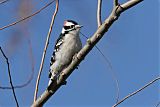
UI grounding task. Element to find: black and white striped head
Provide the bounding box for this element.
[62,20,82,34]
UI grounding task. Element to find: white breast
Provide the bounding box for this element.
[55,31,82,66]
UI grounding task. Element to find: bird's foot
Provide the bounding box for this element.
[72,53,78,60]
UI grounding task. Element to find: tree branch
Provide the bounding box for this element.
[0,47,19,107]
[112,77,160,107]
[32,0,143,106]
[97,0,102,27]
[33,0,59,102]
[0,0,55,31]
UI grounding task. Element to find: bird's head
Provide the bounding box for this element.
[62,20,83,34]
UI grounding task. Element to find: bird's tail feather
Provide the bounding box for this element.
[48,70,59,90]
[48,74,56,86]
[47,75,57,91]
[48,79,53,87]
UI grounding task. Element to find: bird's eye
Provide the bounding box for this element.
[64,25,75,30]
[64,26,70,30]
[71,25,74,28]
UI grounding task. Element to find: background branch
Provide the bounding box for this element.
[112,77,160,107]
[0,47,19,107]
[32,0,143,106]
[33,0,59,102]
[0,68,33,89]
[0,41,34,89]
[96,45,120,103]
[0,0,55,31]
[97,0,102,27]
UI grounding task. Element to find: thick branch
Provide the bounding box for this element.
[97,0,102,27]
[33,0,59,102]
[0,47,19,107]
[32,0,143,106]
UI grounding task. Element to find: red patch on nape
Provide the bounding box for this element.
[64,21,67,26]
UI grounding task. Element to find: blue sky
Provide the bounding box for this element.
[0,0,159,107]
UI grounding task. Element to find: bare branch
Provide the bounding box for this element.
[96,45,120,103]
[97,0,102,27]
[0,0,55,31]
[0,39,34,90]
[0,47,19,107]
[112,77,160,107]
[33,0,59,102]
[31,0,143,106]
[121,0,143,11]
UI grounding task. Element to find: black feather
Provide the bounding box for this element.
[50,33,65,66]
[66,20,78,25]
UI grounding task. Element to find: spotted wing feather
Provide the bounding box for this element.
[49,33,64,78]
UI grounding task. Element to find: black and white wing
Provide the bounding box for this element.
[50,33,64,66]
[49,33,64,78]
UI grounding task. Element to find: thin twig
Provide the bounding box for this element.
[155,101,160,107]
[33,0,59,102]
[0,0,55,31]
[112,77,160,107]
[114,0,119,7]
[97,0,102,27]
[0,47,19,107]
[0,46,34,89]
[95,45,120,103]
[80,32,120,103]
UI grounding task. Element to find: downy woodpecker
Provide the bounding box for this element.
[48,20,82,86]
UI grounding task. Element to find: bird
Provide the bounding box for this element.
[48,20,82,87]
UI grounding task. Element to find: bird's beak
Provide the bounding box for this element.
[76,25,83,28]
